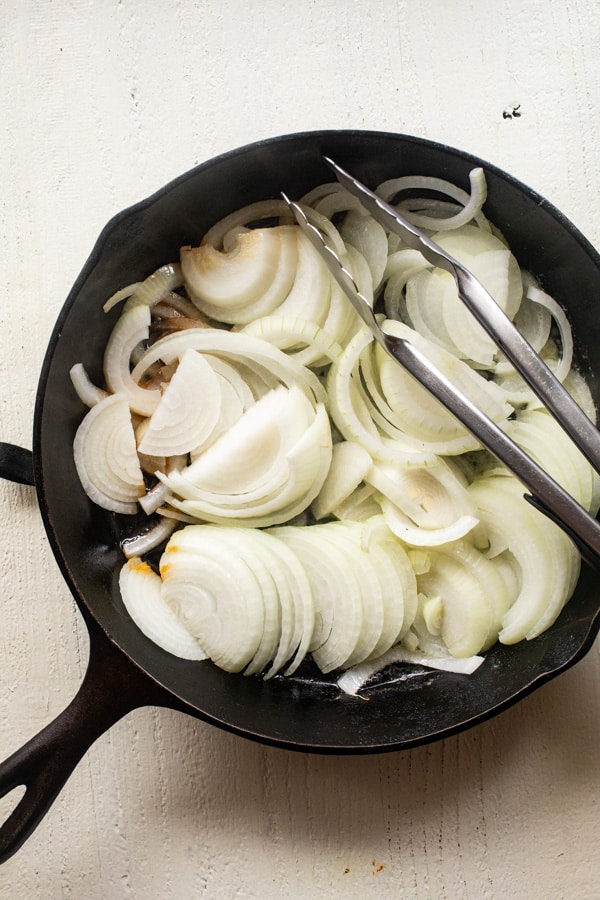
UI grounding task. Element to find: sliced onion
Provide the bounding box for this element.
[337,645,484,696]
[404,226,522,365]
[365,455,476,527]
[119,558,206,659]
[181,226,298,324]
[376,167,489,232]
[263,229,332,327]
[131,327,328,409]
[104,263,182,313]
[311,441,372,521]
[241,315,343,369]
[469,474,579,643]
[160,526,266,672]
[69,363,109,408]
[271,524,363,672]
[524,282,573,382]
[417,551,493,657]
[121,516,177,559]
[339,209,389,289]
[160,389,332,527]
[380,498,479,547]
[377,320,512,448]
[137,349,222,457]
[201,199,293,249]
[73,392,145,514]
[103,304,161,416]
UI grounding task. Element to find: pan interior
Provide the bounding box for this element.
[34,131,600,752]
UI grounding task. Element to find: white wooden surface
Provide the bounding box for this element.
[1,1,600,897]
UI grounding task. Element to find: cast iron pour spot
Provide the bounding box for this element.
[1,130,600,864]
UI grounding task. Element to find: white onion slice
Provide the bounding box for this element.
[271,524,362,672]
[103,304,161,416]
[73,393,145,514]
[376,167,489,232]
[469,474,579,643]
[137,349,222,457]
[337,645,484,696]
[69,363,109,408]
[241,315,343,369]
[104,263,182,313]
[524,282,573,382]
[160,526,265,672]
[311,441,372,521]
[181,226,298,324]
[339,209,389,289]
[130,327,328,409]
[119,558,207,659]
[377,320,512,447]
[121,516,177,559]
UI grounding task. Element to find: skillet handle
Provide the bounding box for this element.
[0,615,177,864]
[0,443,35,486]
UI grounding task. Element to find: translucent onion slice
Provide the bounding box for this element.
[493,282,552,378]
[405,226,522,365]
[337,645,484,696]
[73,392,145,514]
[119,557,206,660]
[377,321,512,447]
[563,368,599,433]
[311,440,372,521]
[336,521,409,659]
[365,456,476,529]
[339,209,389,289]
[241,316,343,369]
[104,263,182,313]
[137,349,222,457]
[508,408,600,513]
[330,483,382,523]
[428,540,516,649]
[200,199,292,249]
[379,497,479,547]
[360,517,418,640]
[359,340,487,456]
[121,516,177,559]
[376,167,489,232]
[524,282,573,382]
[469,474,579,643]
[383,249,431,321]
[314,523,385,667]
[103,304,161,416]
[266,229,332,326]
[69,363,109,408]
[417,551,494,657]
[326,326,389,454]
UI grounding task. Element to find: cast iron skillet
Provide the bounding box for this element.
[1,130,600,863]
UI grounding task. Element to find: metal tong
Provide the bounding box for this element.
[282,157,600,568]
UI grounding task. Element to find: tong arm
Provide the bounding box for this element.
[282,191,600,569]
[324,156,600,476]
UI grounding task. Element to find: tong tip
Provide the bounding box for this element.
[280,191,305,221]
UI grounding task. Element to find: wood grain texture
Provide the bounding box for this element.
[1,1,600,897]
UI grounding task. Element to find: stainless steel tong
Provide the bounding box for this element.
[282,157,600,568]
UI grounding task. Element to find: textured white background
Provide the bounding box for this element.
[1,1,600,897]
